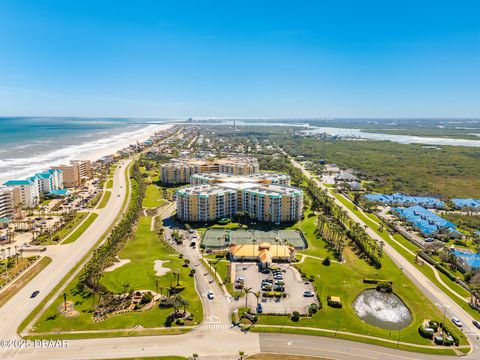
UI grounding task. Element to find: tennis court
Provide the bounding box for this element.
[202,228,307,249]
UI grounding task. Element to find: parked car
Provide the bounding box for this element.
[256,303,263,313]
[261,268,270,274]
[31,290,40,298]
[207,290,214,300]
[452,317,462,327]
[303,290,315,297]
[473,320,480,329]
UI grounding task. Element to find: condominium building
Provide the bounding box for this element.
[0,187,14,219]
[54,160,92,188]
[161,157,259,184]
[176,185,237,222]
[190,172,290,186]
[3,178,40,208]
[242,184,303,224]
[34,169,64,194]
[175,174,303,224]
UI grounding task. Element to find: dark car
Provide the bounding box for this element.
[31,290,40,298]
[473,320,480,329]
[256,303,263,313]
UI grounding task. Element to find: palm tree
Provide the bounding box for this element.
[254,291,261,307]
[251,239,257,259]
[243,287,252,310]
[238,351,245,360]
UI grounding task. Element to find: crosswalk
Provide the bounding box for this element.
[196,322,232,333]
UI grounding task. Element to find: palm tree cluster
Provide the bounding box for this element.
[81,161,146,293]
[307,179,382,268]
[317,215,346,261]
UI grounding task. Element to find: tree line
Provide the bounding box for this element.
[81,161,146,294]
[307,179,382,268]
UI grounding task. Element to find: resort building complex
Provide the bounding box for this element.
[190,172,289,186]
[160,157,259,184]
[3,169,65,208]
[54,160,92,188]
[0,187,15,220]
[175,173,303,224]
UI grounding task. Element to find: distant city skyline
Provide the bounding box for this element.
[0,0,479,118]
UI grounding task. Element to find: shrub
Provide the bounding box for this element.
[140,292,153,305]
[176,318,185,325]
[376,281,393,293]
[418,325,434,339]
[308,303,318,316]
[428,320,439,331]
[291,311,301,322]
[322,257,331,266]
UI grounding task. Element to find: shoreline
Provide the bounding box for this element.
[81,123,173,162]
[0,123,174,184]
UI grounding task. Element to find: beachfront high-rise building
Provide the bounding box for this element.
[160,157,259,184]
[175,174,303,224]
[33,169,64,194]
[3,178,40,208]
[0,187,15,220]
[54,160,92,188]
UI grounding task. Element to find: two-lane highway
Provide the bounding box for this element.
[286,152,480,357]
[0,159,131,343]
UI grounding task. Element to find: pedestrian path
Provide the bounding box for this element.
[195,322,232,334]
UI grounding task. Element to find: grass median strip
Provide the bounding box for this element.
[97,190,112,209]
[61,213,99,245]
[18,161,133,335]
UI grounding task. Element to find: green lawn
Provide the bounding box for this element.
[97,191,112,209]
[331,192,480,318]
[143,184,167,208]
[106,179,113,189]
[257,247,468,347]
[35,212,89,244]
[31,216,202,333]
[287,210,332,259]
[61,213,99,245]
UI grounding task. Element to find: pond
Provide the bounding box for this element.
[352,288,412,330]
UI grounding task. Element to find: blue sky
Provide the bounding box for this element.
[0,0,479,118]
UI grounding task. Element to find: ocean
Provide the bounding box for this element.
[0,117,175,184]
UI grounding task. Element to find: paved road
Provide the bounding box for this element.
[286,154,480,356]
[2,149,478,359]
[0,159,131,342]
[259,333,458,360]
[162,213,233,331]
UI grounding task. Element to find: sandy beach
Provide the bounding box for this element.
[83,123,173,162]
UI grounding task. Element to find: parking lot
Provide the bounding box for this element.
[234,263,318,314]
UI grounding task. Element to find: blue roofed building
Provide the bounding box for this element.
[452,198,480,210]
[3,168,64,208]
[391,205,461,239]
[452,249,480,273]
[365,193,445,209]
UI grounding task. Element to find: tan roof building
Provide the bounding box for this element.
[229,242,295,265]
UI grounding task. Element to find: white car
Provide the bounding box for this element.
[451,317,462,327]
[207,290,214,300]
